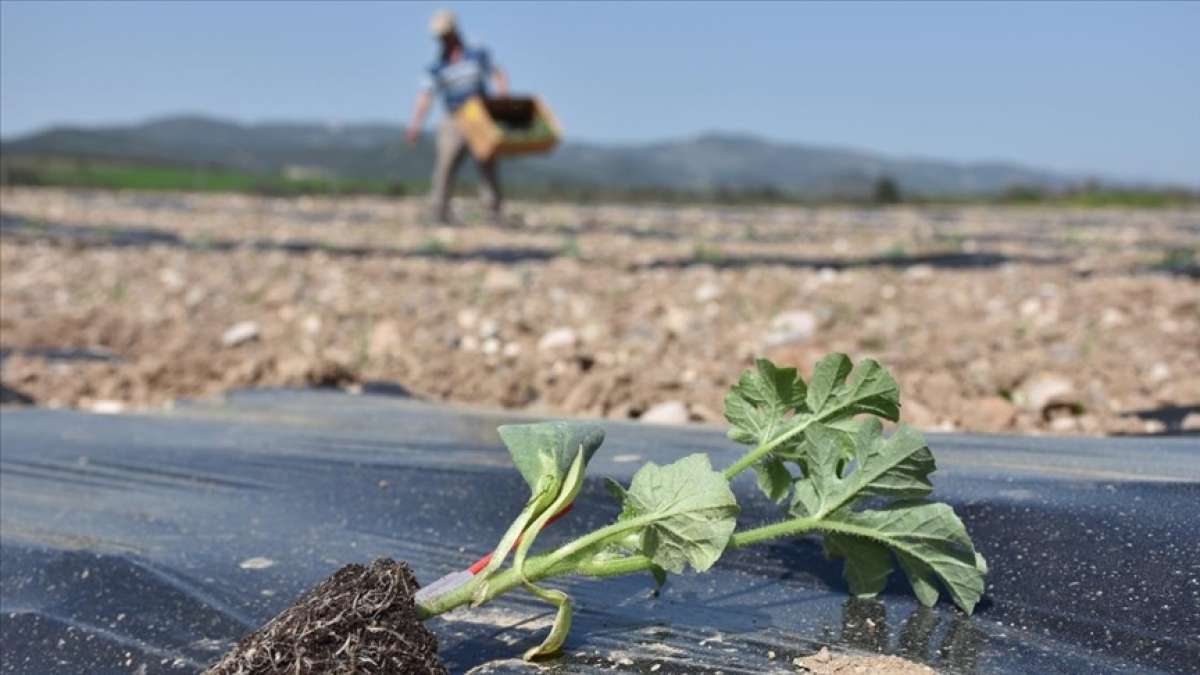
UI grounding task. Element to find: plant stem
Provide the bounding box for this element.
[723,417,817,480]
[729,515,818,547]
[415,515,825,619]
[416,513,656,618]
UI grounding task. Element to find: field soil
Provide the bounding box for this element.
[2,187,1197,435]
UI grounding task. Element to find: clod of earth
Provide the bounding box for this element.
[205,559,447,675]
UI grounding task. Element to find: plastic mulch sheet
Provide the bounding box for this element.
[2,390,1197,673]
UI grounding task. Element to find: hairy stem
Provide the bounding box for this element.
[416,515,824,619]
[417,512,658,618]
[723,419,816,480]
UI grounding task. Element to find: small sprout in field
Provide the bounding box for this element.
[414,353,987,661]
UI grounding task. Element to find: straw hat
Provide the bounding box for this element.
[429,9,457,37]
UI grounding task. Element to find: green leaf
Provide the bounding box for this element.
[808,353,901,422]
[824,533,893,598]
[619,454,740,574]
[785,416,985,613]
[474,422,604,602]
[806,353,853,412]
[520,583,572,660]
[753,457,793,503]
[650,564,668,592]
[722,355,901,489]
[513,449,588,660]
[499,421,605,493]
[724,359,807,445]
[789,420,933,518]
[826,502,987,614]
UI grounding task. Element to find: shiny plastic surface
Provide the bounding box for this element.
[2,391,1197,673]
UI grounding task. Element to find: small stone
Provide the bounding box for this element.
[1100,307,1126,327]
[1019,297,1042,317]
[960,396,1017,431]
[1147,362,1170,384]
[694,282,722,303]
[664,307,692,335]
[482,268,522,292]
[238,557,275,570]
[764,310,818,347]
[368,320,402,359]
[158,267,184,289]
[905,265,933,279]
[538,328,578,352]
[481,337,500,355]
[90,399,125,415]
[1050,416,1079,432]
[502,342,522,358]
[640,400,690,425]
[302,314,322,335]
[1182,412,1200,431]
[1015,373,1077,418]
[221,321,260,347]
[478,319,500,339]
[456,308,479,329]
[815,646,832,663]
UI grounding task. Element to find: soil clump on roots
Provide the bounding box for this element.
[206,558,447,675]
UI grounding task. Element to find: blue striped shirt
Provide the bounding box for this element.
[421,47,493,113]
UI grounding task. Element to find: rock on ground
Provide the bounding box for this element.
[2,188,1197,437]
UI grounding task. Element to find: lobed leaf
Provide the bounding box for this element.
[723,355,901,503]
[783,416,985,613]
[614,454,740,574]
[825,502,988,614]
[789,419,933,518]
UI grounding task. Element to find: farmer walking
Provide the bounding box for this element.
[406,9,509,224]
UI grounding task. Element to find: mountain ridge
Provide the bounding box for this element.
[2,114,1086,197]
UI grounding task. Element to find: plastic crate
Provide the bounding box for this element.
[454,95,561,161]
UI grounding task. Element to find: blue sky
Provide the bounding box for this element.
[2,1,1197,183]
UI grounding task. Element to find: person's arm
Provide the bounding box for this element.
[491,67,509,97]
[405,90,433,145]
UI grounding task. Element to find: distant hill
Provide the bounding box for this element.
[1,114,1080,198]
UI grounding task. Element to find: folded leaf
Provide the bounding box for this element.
[617,454,739,574]
[825,502,987,614]
[474,422,604,600]
[785,415,985,613]
[753,456,793,504]
[520,582,573,660]
[499,422,605,493]
[824,532,892,598]
[513,450,588,660]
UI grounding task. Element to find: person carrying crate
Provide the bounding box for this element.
[406,9,509,225]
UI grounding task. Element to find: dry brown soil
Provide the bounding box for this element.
[2,187,1197,435]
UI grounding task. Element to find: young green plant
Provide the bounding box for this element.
[415,353,988,660]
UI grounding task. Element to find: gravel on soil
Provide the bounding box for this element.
[2,187,1197,436]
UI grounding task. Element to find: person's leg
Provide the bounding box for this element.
[476,157,502,220]
[429,118,468,222]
